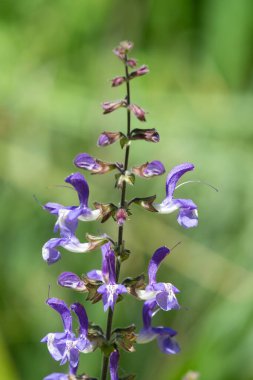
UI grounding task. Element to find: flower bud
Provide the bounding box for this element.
[126,58,137,68]
[111,76,126,87]
[102,100,126,114]
[97,131,123,147]
[130,128,160,142]
[113,41,134,60]
[74,153,117,174]
[132,161,165,178]
[128,104,147,121]
[58,272,87,292]
[115,208,128,226]
[129,65,149,80]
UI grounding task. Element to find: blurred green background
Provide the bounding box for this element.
[0,0,253,379]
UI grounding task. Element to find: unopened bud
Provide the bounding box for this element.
[111,76,126,87]
[128,104,147,121]
[58,272,87,292]
[97,131,123,147]
[132,161,165,178]
[102,100,126,114]
[115,208,128,226]
[129,65,149,80]
[74,153,117,174]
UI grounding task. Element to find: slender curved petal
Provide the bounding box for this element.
[148,246,170,285]
[165,163,194,200]
[109,351,120,380]
[154,163,198,228]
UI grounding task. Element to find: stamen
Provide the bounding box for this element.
[175,180,218,192]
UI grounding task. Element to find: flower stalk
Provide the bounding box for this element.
[101,52,132,380]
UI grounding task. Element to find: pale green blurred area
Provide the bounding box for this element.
[0,0,253,379]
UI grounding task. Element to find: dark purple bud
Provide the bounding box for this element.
[74,153,117,175]
[132,161,165,178]
[126,58,137,68]
[115,208,128,226]
[129,65,149,80]
[128,104,147,121]
[102,100,126,114]
[111,76,126,87]
[97,131,123,147]
[130,128,160,142]
[58,272,87,292]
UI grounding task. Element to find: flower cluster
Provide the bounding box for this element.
[41,41,200,380]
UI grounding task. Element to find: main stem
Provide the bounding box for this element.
[101,57,131,380]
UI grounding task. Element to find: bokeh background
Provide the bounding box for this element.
[0,0,253,379]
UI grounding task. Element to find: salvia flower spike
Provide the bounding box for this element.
[41,40,208,380]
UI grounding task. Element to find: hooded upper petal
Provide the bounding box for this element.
[148,246,170,285]
[65,172,89,207]
[165,163,194,200]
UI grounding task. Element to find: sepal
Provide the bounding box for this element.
[87,323,106,349]
[111,325,136,352]
[129,196,158,212]
[130,128,160,142]
[115,172,135,189]
[122,274,146,298]
[94,202,118,223]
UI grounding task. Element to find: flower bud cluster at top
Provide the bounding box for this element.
[41,41,199,380]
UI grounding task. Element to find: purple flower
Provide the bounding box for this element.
[44,172,100,229]
[132,160,165,178]
[136,247,180,311]
[42,173,101,264]
[128,104,147,121]
[109,350,119,380]
[154,163,198,228]
[41,298,94,372]
[137,301,180,355]
[87,243,127,311]
[74,153,117,174]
